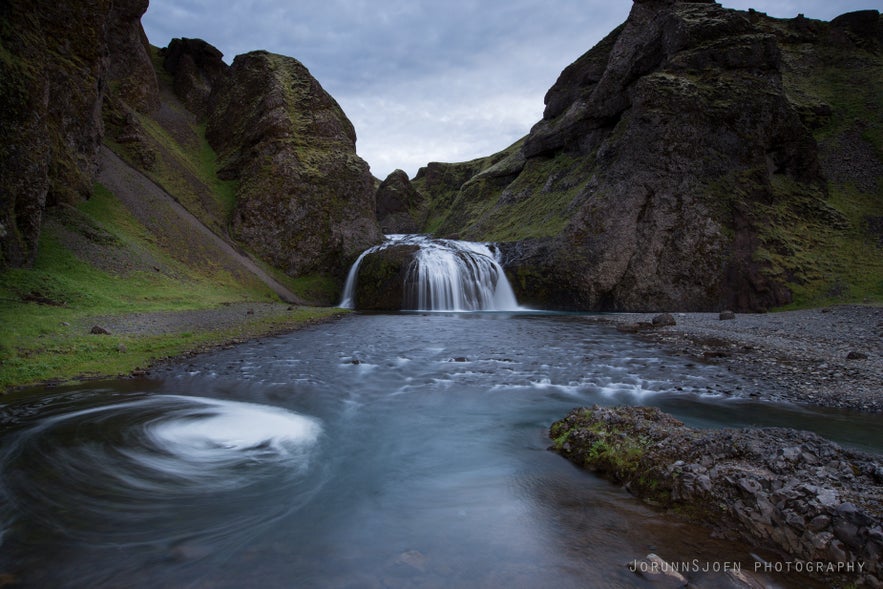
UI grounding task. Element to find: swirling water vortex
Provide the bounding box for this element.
[0,393,324,549]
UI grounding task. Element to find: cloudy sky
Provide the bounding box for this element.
[142,0,878,179]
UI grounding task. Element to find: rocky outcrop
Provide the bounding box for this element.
[514,0,824,311]
[376,170,425,233]
[106,0,160,113]
[161,38,229,119]
[0,0,157,269]
[550,405,883,586]
[420,3,883,312]
[205,51,382,279]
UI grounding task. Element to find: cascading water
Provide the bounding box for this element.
[339,234,520,311]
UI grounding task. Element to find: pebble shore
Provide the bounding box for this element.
[598,305,883,413]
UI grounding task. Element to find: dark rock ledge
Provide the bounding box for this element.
[550,406,883,587]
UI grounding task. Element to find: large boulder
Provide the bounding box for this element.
[205,51,382,278]
[550,405,883,587]
[350,244,420,310]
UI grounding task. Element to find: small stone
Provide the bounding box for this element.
[652,313,676,327]
[846,351,867,360]
[394,550,427,573]
[629,553,688,586]
[90,325,111,335]
[719,310,736,320]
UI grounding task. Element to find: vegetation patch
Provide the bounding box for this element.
[0,181,330,391]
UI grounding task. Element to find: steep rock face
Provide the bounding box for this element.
[206,51,382,278]
[106,0,160,113]
[424,2,882,311]
[376,170,425,233]
[517,0,823,311]
[0,0,157,269]
[162,38,229,119]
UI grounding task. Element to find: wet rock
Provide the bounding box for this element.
[652,313,676,327]
[550,405,883,586]
[628,553,687,587]
[392,549,428,573]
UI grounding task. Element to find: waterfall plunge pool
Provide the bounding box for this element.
[1,312,880,588]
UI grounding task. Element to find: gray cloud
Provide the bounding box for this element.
[141,0,878,178]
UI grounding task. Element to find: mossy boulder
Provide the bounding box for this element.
[351,244,419,310]
[550,405,883,586]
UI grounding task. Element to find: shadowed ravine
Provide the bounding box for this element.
[1,313,880,588]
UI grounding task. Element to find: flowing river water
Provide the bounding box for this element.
[1,311,881,588]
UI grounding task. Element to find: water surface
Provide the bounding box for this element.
[1,313,879,588]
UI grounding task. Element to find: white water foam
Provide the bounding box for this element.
[148,396,321,457]
[339,234,521,311]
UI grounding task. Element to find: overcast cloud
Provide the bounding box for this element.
[141,0,879,179]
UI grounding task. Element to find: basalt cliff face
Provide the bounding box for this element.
[0,0,157,269]
[1,4,381,302]
[410,1,883,311]
[204,50,381,278]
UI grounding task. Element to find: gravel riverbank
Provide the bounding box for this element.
[596,305,883,413]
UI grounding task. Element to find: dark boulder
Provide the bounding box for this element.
[350,244,419,310]
[550,405,882,586]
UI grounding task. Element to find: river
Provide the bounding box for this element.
[1,312,880,588]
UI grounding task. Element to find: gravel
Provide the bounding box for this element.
[84,302,300,337]
[598,305,883,413]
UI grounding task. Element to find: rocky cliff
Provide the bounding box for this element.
[1,3,382,302]
[0,0,156,269]
[409,1,883,312]
[205,51,381,278]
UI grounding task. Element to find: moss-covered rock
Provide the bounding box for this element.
[351,244,419,310]
[550,405,883,587]
[206,51,382,280]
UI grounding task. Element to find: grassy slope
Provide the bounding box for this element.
[770,33,883,308]
[0,50,343,391]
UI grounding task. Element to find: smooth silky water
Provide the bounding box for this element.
[1,312,881,588]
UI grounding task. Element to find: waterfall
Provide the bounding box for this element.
[339,234,520,311]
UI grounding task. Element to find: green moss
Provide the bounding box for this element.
[0,177,316,390]
[429,149,586,242]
